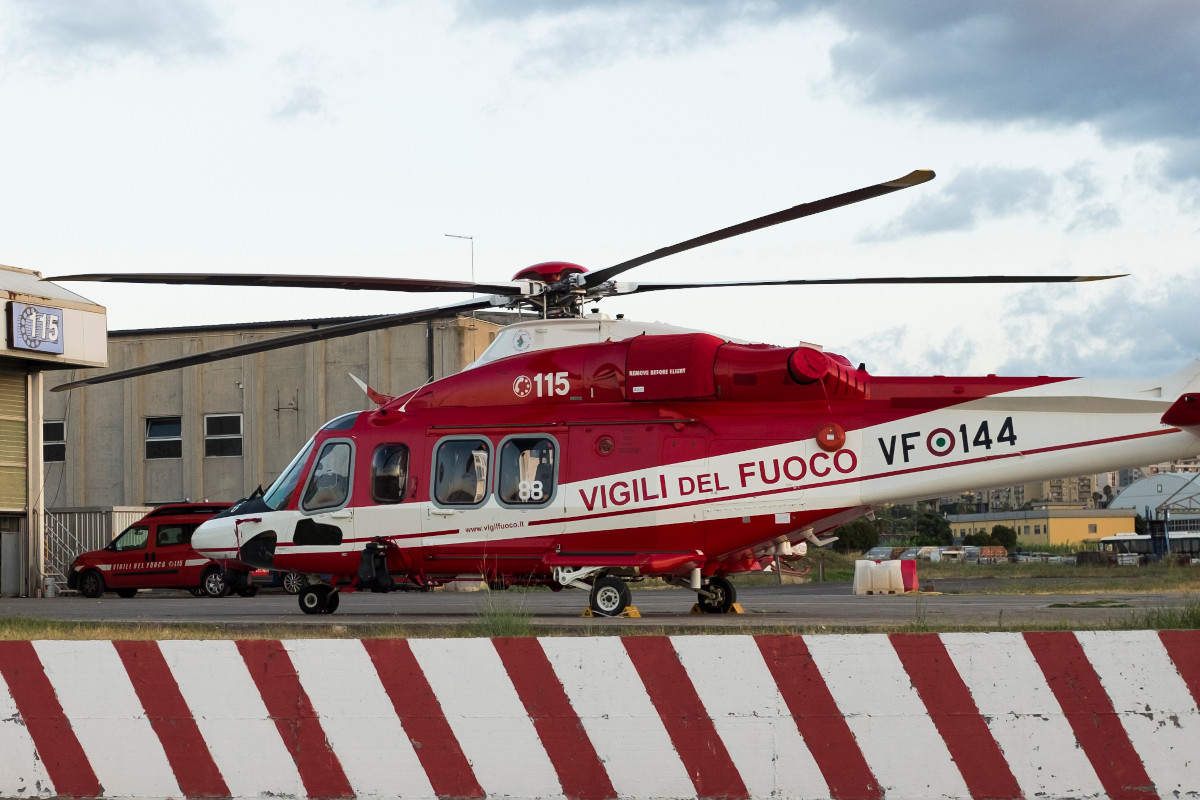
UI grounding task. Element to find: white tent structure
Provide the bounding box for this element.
[1109,473,1200,531]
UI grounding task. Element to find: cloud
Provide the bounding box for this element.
[840,275,1200,380]
[455,0,804,74]
[860,167,1054,240]
[826,4,1200,141]
[845,324,977,376]
[273,85,328,121]
[7,0,229,66]
[997,277,1200,378]
[455,1,1200,182]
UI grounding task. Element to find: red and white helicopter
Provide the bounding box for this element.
[52,170,1200,616]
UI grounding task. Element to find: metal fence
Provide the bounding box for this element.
[44,506,151,580]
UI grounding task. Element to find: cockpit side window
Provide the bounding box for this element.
[434,438,490,506]
[371,444,410,504]
[264,436,316,511]
[301,440,354,512]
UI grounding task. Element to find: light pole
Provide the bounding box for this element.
[444,233,474,287]
[445,234,477,349]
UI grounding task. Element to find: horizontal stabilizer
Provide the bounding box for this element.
[1162,393,1200,428]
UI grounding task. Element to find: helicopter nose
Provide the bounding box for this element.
[192,517,238,561]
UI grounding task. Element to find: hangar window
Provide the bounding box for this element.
[44,420,65,463]
[205,414,243,457]
[146,417,182,459]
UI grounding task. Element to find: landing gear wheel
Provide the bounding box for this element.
[79,570,105,598]
[116,588,138,598]
[281,571,307,595]
[200,567,228,598]
[234,586,259,598]
[697,575,737,614]
[589,576,632,617]
[299,584,338,615]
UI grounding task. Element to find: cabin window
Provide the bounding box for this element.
[434,438,490,506]
[44,420,65,463]
[372,444,410,504]
[497,436,557,508]
[301,440,354,512]
[145,417,182,459]
[1088,524,1098,534]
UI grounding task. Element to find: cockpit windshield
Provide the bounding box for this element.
[264,436,316,510]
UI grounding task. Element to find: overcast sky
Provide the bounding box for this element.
[2,0,1199,383]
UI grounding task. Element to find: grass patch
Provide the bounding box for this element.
[1132,598,1200,630]
[1048,599,1132,608]
[5,600,1198,640]
[469,589,535,637]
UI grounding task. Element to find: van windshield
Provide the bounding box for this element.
[264,436,316,510]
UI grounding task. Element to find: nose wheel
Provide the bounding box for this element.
[696,575,737,614]
[298,584,340,615]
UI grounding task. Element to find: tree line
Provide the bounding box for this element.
[831,503,1018,554]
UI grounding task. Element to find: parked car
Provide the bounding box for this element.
[66,503,236,598]
[251,568,311,594]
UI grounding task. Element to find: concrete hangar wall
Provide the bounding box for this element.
[42,315,501,510]
[0,265,107,597]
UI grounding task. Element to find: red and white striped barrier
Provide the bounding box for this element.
[2,632,1198,799]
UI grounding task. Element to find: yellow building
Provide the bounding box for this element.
[947,504,1136,548]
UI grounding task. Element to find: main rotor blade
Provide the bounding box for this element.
[50,272,525,296]
[615,273,1126,294]
[52,296,498,392]
[583,169,935,289]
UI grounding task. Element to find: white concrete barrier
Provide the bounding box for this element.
[1,631,1198,799]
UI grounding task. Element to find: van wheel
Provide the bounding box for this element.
[79,570,105,598]
[200,567,227,598]
[281,571,307,595]
[116,588,138,598]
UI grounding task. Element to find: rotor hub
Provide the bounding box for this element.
[511,261,588,283]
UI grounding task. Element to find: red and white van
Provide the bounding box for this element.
[67,503,236,598]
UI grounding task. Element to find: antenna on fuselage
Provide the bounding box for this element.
[397,376,436,413]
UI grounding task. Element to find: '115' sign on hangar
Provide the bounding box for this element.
[7,302,65,355]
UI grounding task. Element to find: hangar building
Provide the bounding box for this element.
[0,265,107,596]
[1108,472,1200,531]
